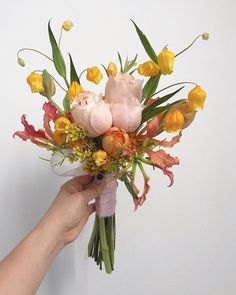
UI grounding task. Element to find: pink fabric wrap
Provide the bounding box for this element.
[95,178,118,217]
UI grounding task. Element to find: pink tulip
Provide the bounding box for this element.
[71,91,112,137]
[105,73,143,132]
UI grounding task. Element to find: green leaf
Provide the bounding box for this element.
[101,64,109,77]
[123,177,139,200]
[117,52,123,73]
[68,53,80,84]
[63,93,70,113]
[143,86,185,117]
[142,74,161,101]
[48,20,66,77]
[123,54,138,73]
[131,20,157,62]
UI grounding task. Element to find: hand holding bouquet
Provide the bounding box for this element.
[15,19,208,273]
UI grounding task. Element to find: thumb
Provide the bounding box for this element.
[79,177,106,202]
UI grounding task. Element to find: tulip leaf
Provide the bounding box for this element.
[123,54,138,73]
[68,53,80,84]
[48,20,66,78]
[142,74,161,102]
[101,64,109,77]
[63,93,70,113]
[123,177,139,200]
[143,86,184,117]
[131,20,157,63]
[117,51,123,73]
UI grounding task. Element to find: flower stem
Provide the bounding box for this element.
[99,217,112,274]
[175,34,203,58]
[17,48,53,62]
[153,81,197,97]
[58,28,63,48]
[47,96,64,116]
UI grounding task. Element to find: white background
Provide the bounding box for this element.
[0,0,236,294]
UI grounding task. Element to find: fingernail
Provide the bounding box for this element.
[96,173,104,180]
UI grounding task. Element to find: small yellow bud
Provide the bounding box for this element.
[202,32,209,40]
[86,66,103,84]
[62,20,74,32]
[138,60,160,77]
[188,85,207,111]
[92,150,107,166]
[68,81,84,103]
[163,108,185,133]
[174,100,196,129]
[107,62,117,77]
[55,117,71,133]
[26,72,45,93]
[157,48,175,75]
[17,57,25,67]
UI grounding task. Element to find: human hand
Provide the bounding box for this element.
[38,175,106,247]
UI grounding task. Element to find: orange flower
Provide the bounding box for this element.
[52,130,66,145]
[102,127,129,155]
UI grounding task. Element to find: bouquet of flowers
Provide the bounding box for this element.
[14,19,208,274]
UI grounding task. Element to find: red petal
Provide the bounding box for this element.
[43,114,53,138]
[158,132,182,148]
[163,168,174,187]
[42,102,59,122]
[138,175,150,206]
[21,115,46,138]
[147,149,179,169]
[146,116,160,138]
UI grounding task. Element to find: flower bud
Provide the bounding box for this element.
[174,100,196,129]
[188,85,207,111]
[17,57,25,67]
[107,62,117,77]
[62,20,74,31]
[52,130,66,145]
[27,72,45,93]
[54,117,71,133]
[202,32,209,40]
[92,150,107,166]
[102,127,129,155]
[68,81,84,103]
[157,48,175,75]
[40,70,56,97]
[163,108,185,133]
[86,66,103,84]
[138,60,160,77]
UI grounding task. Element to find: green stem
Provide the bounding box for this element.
[63,76,70,88]
[99,217,112,274]
[138,157,153,166]
[47,96,64,116]
[137,161,149,179]
[175,34,202,58]
[17,48,53,62]
[58,28,63,48]
[107,216,115,269]
[34,70,67,92]
[153,81,197,97]
[78,69,87,80]
[88,217,98,257]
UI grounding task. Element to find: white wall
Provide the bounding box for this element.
[1,0,236,294]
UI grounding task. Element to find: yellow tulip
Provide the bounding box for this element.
[188,86,207,111]
[107,62,117,77]
[62,20,74,31]
[138,60,160,77]
[68,81,84,103]
[86,66,103,84]
[92,150,107,166]
[54,117,71,133]
[163,108,185,133]
[26,72,45,93]
[157,48,175,75]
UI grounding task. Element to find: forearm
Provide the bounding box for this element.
[0,218,65,295]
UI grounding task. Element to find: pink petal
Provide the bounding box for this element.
[90,100,112,135]
[42,102,59,122]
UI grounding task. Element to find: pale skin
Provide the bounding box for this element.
[0,175,106,295]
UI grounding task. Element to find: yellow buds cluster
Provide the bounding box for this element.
[92,150,108,166]
[157,48,175,75]
[163,108,185,133]
[188,86,207,111]
[107,62,117,77]
[62,20,74,32]
[68,81,84,103]
[86,66,103,84]
[138,60,160,77]
[27,72,45,93]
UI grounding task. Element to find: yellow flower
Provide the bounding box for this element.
[26,72,45,93]
[86,66,103,84]
[92,150,107,166]
[55,117,71,133]
[138,60,160,77]
[188,86,207,111]
[68,81,84,103]
[62,20,74,31]
[163,108,185,133]
[107,62,117,77]
[157,48,175,75]
[52,130,66,145]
